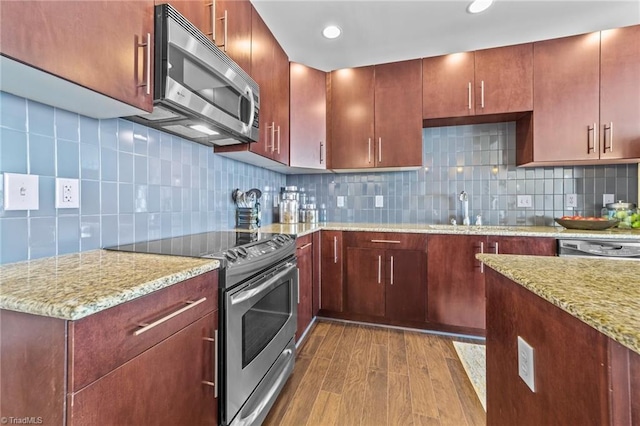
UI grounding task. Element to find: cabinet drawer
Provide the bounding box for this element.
[296,233,314,250]
[69,270,218,391]
[344,231,427,250]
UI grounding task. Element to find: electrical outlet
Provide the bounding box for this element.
[375,195,384,208]
[516,195,532,208]
[603,194,615,205]
[565,193,578,209]
[55,178,80,209]
[3,173,39,210]
[518,336,536,392]
[337,196,345,208]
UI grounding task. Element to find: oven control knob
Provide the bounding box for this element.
[236,247,248,257]
[225,250,238,262]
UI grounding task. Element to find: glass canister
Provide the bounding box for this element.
[605,201,637,228]
[279,186,299,224]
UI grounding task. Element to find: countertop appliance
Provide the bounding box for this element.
[128,4,259,147]
[107,231,297,426]
[558,239,640,260]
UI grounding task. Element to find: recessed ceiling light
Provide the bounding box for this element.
[322,25,341,39]
[467,0,493,14]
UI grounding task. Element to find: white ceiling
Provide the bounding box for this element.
[250,0,640,71]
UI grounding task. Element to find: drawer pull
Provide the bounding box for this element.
[297,242,312,251]
[134,297,207,336]
[333,236,338,263]
[370,239,401,244]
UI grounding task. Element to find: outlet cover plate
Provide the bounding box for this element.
[518,336,536,392]
[337,196,345,208]
[517,195,532,208]
[603,194,615,206]
[55,178,80,209]
[3,173,39,210]
[375,195,384,208]
[565,193,578,209]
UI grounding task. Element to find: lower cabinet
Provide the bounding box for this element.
[427,235,556,334]
[343,232,427,324]
[319,230,344,313]
[295,234,314,342]
[0,271,219,425]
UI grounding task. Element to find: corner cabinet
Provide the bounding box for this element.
[0,0,154,112]
[0,271,219,425]
[422,43,533,119]
[427,235,556,334]
[330,59,423,170]
[343,232,427,324]
[521,25,640,166]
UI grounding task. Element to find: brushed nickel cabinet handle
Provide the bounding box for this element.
[368,138,372,163]
[377,255,382,284]
[276,125,281,154]
[479,241,484,274]
[206,1,215,40]
[333,236,338,263]
[494,242,499,254]
[202,329,218,397]
[468,82,472,110]
[390,255,394,285]
[137,33,151,95]
[217,9,228,51]
[481,80,485,108]
[297,242,312,251]
[370,239,401,244]
[604,122,614,153]
[270,122,276,153]
[320,141,324,164]
[378,137,382,163]
[587,123,596,153]
[134,297,207,336]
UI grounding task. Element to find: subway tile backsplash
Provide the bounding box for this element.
[288,122,638,226]
[0,92,286,264]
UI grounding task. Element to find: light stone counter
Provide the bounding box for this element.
[0,250,220,321]
[261,222,640,240]
[477,253,640,355]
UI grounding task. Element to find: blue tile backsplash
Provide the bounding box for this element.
[1,91,638,264]
[0,92,286,264]
[287,123,638,226]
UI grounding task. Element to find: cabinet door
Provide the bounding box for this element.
[533,33,601,163]
[290,63,327,169]
[600,25,640,161]
[330,66,375,169]
[271,41,290,165]
[427,235,485,330]
[374,59,423,168]
[215,0,252,73]
[296,237,313,341]
[488,236,557,256]
[0,1,154,112]
[474,43,533,115]
[346,247,385,317]
[68,313,218,425]
[249,8,276,159]
[320,231,344,312]
[385,249,426,322]
[422,52,475,119]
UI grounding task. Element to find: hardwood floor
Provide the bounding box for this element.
[264,320,486,426]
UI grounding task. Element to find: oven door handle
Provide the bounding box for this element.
[230,263,297,305]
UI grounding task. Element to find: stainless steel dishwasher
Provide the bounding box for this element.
[558,239,640,260]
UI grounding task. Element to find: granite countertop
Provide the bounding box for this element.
[477,253,640,355]
[261,222,640,240]
[0,250,220,321]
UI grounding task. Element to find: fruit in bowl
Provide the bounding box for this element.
[555,215,619,230]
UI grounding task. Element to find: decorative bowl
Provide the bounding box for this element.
[554,218,619,230]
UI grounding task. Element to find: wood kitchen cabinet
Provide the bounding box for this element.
[344,232,427,324]
[422,43,533,119]
[215,6,290,166]
[290,63,328,170]
[214,0,253,73]
[427,235,556,334]
[295,234,314,342]
[520,25,640,166]
[0,0,155,112]
[319,231,344,313]
[0,271,219,425]
[330,59,423,170]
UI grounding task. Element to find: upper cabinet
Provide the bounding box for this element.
[422,43,533,119]
[330,59,423,170]
[520,25,640,166]
[0,0,155,112]
[214,0,252,73]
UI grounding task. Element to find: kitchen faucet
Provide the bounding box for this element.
[459,191,470,226]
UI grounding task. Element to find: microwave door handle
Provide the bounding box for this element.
[240,85,255,134]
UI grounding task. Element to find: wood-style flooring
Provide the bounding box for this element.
[264,319,486,426]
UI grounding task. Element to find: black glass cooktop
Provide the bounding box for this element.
[105,231,272,259]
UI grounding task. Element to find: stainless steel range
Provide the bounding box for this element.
[107,231,298,426]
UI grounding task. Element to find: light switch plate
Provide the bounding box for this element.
[517,336,536,392]
[603,194,615,206]
[3,173,39,210]
[375,195,384,208]
[337,196,345,208]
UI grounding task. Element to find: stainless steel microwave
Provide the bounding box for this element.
[128,4,259,146]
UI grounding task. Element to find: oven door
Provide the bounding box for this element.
[224,259,298,425]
